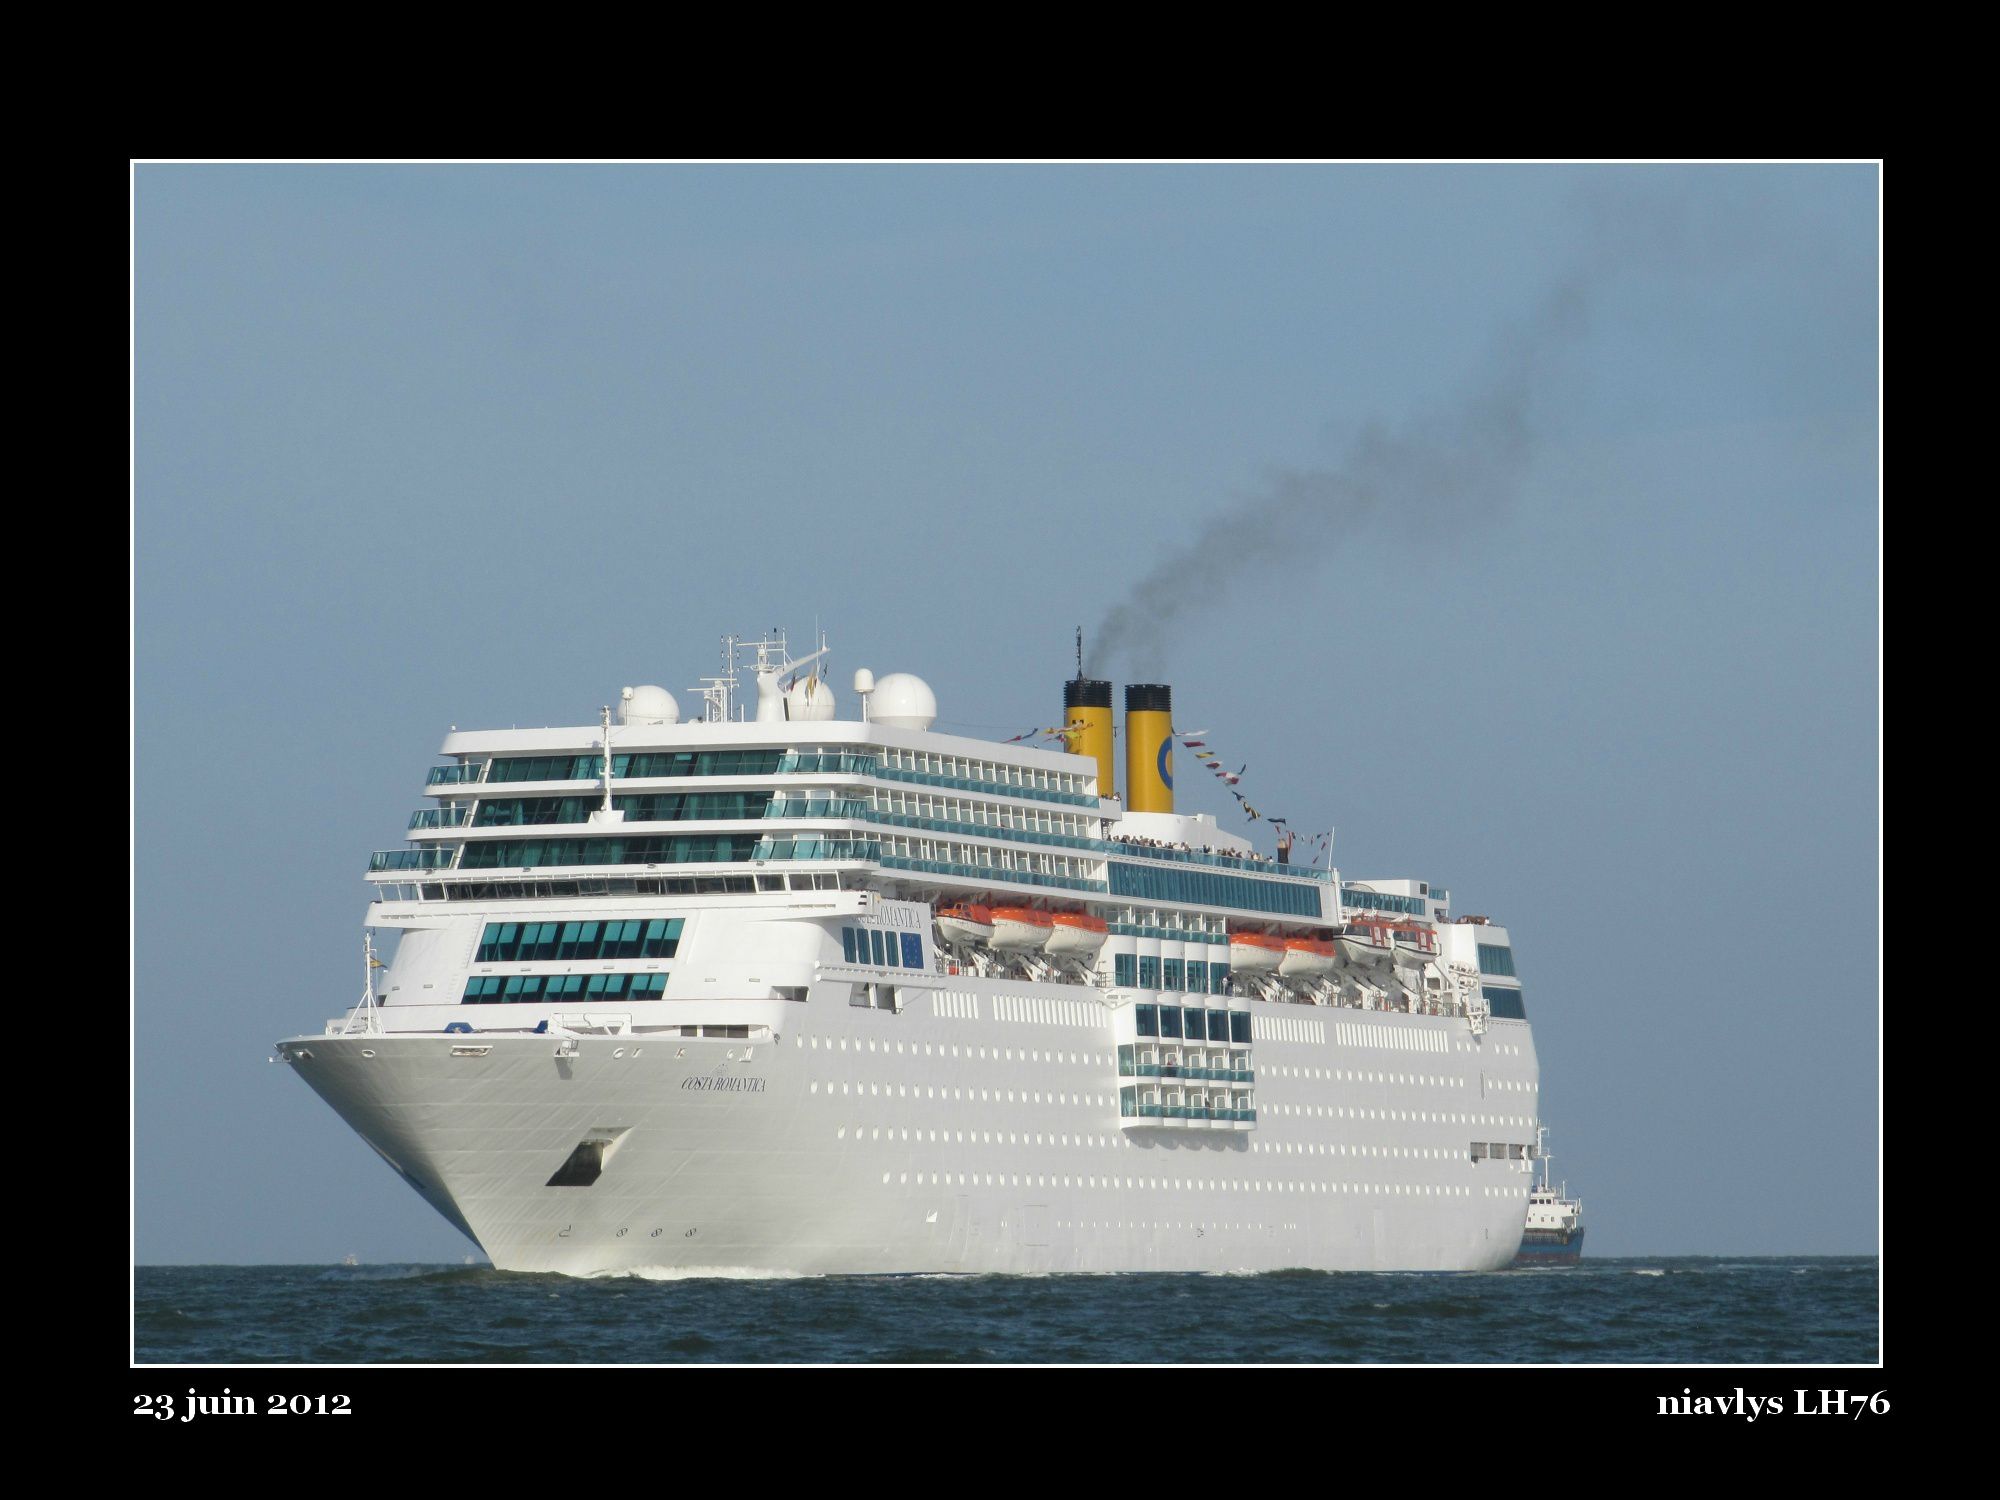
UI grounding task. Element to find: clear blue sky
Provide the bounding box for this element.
[134,164,1878,1263]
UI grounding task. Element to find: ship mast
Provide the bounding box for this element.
[358,930,381,1034]
[600,704,615,814]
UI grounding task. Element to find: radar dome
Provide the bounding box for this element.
[619,685,680,725]
[868,672,936,730]
[784,674,837,721]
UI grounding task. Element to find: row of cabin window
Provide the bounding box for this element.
[485,751,786,783]
[1113,953,1231,995]
[460,836,756,868]
[462,972,668,1004]
[425,873,844,902]
[1135,1003,1253,1044]
[476,918,683,963]
[1342,889,1428,916]
[473,792,773,827]
[841,926,924,970]
[1108,861,1322,918]
[878,746,1088,796]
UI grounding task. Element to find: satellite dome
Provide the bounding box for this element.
[868,672,936,730]
[619,685,680,725]
[784,674,837,721]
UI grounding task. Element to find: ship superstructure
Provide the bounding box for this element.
[278,632,1546,1274]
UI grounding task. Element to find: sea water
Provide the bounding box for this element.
[135,1256,1877,1364]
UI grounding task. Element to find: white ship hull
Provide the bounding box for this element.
[299,642,1550,1279]
[284,978,1540,1276]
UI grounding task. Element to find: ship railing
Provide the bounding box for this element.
[409,806,473,829]
[1103,839,1335,881]
[369,847,459,872]
[750,837,883,861]
[775,751,880,776]
[877,854,1109,894]
[870,764,1097,808]
[765,797,872,819]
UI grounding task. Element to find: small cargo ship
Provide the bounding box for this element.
[1514,1128,1584,1266]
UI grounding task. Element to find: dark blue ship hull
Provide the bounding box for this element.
[1512,1228,1585,1267]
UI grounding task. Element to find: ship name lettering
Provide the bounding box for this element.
[680,1075,766,1093]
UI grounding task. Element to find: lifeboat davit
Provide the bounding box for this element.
[1046,911,1108,957]
[1278,937,1339,978]
[1228,931,1285,974]
[936,902,994,946]
[989,906,1054,951]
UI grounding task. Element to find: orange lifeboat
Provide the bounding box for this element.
[1278,937,1339,978]
[936,902,994,946]
[1227,930,1286,974]
[989,906,1055,952]
[1046,910,1109,958]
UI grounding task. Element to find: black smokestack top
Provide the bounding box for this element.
[1064,677,1112,709]
[1125,683,1172,713]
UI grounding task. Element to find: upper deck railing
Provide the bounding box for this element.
[369,847,458,871]
[870,762,1098,808]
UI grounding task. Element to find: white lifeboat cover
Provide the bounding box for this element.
[1228,935,1283,973]
[989,912,1052,951]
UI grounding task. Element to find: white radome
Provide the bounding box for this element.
[618,685,679,725]
[867,671,936,730]
[784,676,837,721]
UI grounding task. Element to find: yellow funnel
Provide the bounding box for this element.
[1124,684,1173,813]
[1064,677,1115,801]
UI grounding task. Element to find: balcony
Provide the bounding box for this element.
[871,763,1096,808]
[775,751,879,776]
[369,847,458,872]
[749,837,883,861]
[764,797,871,820]
[1118,1084,1256,1130]
[877,854,1109,894]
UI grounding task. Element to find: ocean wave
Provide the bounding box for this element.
[315,1264,480,1284]
[582,1264,814,1282]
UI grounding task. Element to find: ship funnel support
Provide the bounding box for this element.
[1063,676,1115,801]
[1124,683,1173,813]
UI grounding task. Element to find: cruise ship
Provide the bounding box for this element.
[277,632,1546,1275]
